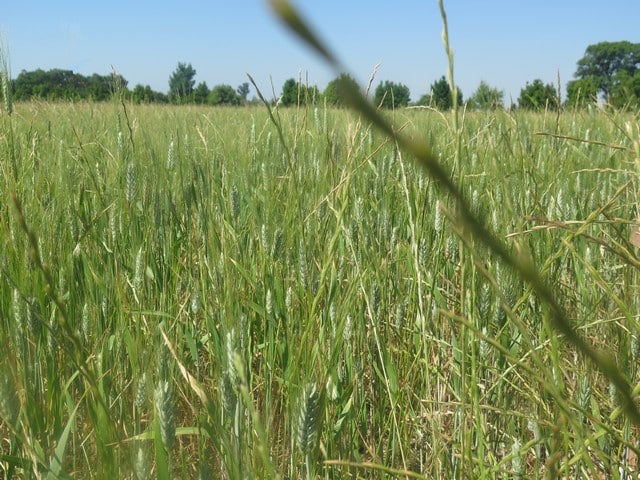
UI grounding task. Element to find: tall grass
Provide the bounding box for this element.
[1,61,640,480]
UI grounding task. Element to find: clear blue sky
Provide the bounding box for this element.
[2,1,639,104]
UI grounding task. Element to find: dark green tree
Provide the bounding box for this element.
[565,77,599,108]
[518,79,558,110]
[236,82,250,102]
[374,80,410,109]
[323,73,359,107]
[87,74,112,100]
[281,78,299,106]
[608,70,640,108]
[417,76,462,110]
[209,84,241,106]
[12,68,127,101]
[168,62,196,103]
[428,76,451,109]
[193,81,210,104]
[132,84,149,103]
[280,78,319,106]
[468,80,503,110]
[575,41,640,99]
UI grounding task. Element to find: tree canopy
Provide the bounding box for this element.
[131,84,168,104]
[518,79,558,110]
[575,41,640,97]
[570,41,640,107]
[468,81,503,110]
[280,78,319,106]
[193,82,210,104]
[12,69,127,101]
[209,84,241,106]
[168,62,196,103]
[565,77,599,108]
[374,80,410,109]
[237,82,250,103]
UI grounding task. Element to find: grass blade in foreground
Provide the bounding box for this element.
[268,0,640,424]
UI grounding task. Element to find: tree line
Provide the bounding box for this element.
[5,41,640,110]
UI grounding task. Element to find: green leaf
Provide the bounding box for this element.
[47,401,80,480]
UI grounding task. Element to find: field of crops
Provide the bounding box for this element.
[1,100,640,478]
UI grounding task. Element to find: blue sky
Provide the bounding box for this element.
[2,1,639,104]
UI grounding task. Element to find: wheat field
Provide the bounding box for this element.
[1,100,640,478]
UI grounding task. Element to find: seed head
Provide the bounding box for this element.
[1,69,12,115]
[230,185,240,219]
[154,379,175,450]
[125,162,136,203]
[296,383,321,456]
[166,140,175,170]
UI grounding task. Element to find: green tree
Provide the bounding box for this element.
[193,81,209,104]
[209,84,241,106]
[280,78,319,106]
[575,41,640,100]
[169,62,196,103]
[87,74,112,101]
[565,77,599,108]
[130,84,167,103]
[281,78,299,106]
[323,73,359,107]
[374,80,410,109]
[12,68,127,101]
[132,84,148,103]
[417,76,462,110]
[468,80,503,110]
[237,82,250,103]
[608,70,640,108]
[518,79,558,110]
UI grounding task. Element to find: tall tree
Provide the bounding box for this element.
[236,82,250,102]
[518,79,558,110]
[373,80,410,109]
[168,62,196,103]
[574,41,640,100]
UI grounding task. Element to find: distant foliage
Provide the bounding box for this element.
[12,69,127,101]
[518,79,558,110]
[374,80,410,109]
[10,39,640,110]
